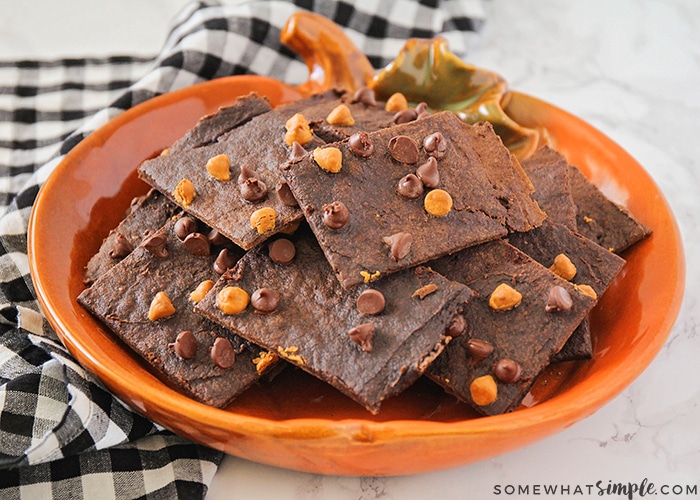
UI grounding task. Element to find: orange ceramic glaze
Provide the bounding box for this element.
[281,12,376,95]
[28,75,685,475]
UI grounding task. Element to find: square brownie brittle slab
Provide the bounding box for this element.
[194,229,473,414]
[284,112,546,289]
[139,109,308,250]
[78,216,277,408]
[427,239,597,415]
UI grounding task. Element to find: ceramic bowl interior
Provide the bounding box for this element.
[28,75,684,476]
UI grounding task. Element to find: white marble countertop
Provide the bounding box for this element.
[2,0,697,498]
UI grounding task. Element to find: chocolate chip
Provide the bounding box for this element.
[142,232,168,258]
[174,216,197,240]
[356,289,386,315]
[276,181,298,207]
[211,337,235,369]
[445,314,467,338]
[207,229,230,248]
[393,108,418,124]
[109,232,133,259]
[251,287,280,314]
[423,131,447,158]
[213,248,237,275]
[322,201,349,229]
[382,232,413,261]
[351,87,377,106]
[545,285,573,312]
[170,331,197,360]
[183,232,211,256]
[237,165,256,184]
[396,173,424,199]
[348,131,374,158]
[348,322,375,352]
[415,102,431,119]
[388,135,419,164]
[288,141,308,163]
[240,177,268,202]
[416,156,440,188]
[467,338,494,362]
[268,238,296,265]
[493,358,522,383]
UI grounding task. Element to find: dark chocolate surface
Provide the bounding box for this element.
[284,112,546,288]
[195,228,473,414]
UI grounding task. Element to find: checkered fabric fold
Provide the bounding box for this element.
[0,0,485,497]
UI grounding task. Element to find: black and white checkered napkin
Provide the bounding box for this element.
[0,1,485,497]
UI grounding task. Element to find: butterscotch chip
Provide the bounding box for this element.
[326,104,355,126]
[424,189,453,217]
[470,375,498,406]
[576,283,598,299]
[313,147,343,173]
[148,291,176,321]
[190,280,215,303]
[206,154,231,181]
[173,178,196,207]
[284,113,313,146]
[488,283,522,311]
[250,207,276,234]
[385,92,408,112]
[216,286,249,315]
[412,283,438,299]
[550,253,577,280]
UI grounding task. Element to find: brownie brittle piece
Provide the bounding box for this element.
[138,107,312,250]
[78,215,277,408]
[284,112,546,288]
[84,189,180,286]
[427,239,597,415]
[194,228,473,414]
[508,220,626,362]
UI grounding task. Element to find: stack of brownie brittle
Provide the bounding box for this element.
[78,87,649,415]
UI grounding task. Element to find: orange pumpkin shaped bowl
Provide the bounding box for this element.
[28,13,684,476]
